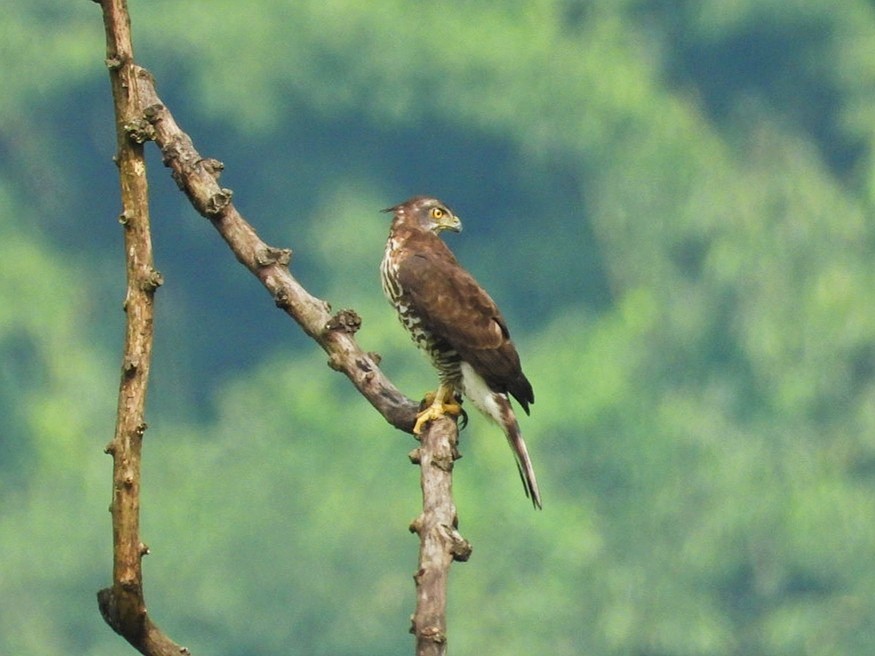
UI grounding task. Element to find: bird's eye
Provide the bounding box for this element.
[431,207,445,220]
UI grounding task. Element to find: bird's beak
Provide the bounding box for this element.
[440,213,462,233]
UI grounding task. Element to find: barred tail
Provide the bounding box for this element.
[503,411,543,510]
[459,362,542,509]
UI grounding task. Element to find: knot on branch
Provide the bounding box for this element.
[255,245,292,268]
[122,356,139,377]
[274,289,291,310]
[431,451,456,473]
[142,102,163,123]
[141,267,164,292]
[205,188,233,217]
[356,355,373,371]
[200,157,225,179]
[411,624,447,644]
[441,524,473,562]
[161,137,205,190]
[325,308,362,335]
[124,117,155,144]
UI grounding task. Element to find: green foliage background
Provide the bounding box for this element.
[3,1,875,653]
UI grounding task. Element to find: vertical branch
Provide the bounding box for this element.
[408,417,472,656]
[94,1,186,653]
[92,3,470,654]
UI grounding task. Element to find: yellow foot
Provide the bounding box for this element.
[413,389,462,435]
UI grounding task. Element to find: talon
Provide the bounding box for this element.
[443,401,462,417]
[412,405,440,435]
[413,384,461,434]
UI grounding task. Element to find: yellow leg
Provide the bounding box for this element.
[413,383,462,435]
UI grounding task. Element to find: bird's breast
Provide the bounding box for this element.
[381,240,461,383]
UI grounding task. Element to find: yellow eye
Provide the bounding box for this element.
[431,207,445,220]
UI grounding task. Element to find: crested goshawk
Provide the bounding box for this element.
[380,196,541,509]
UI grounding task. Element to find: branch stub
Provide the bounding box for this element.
[325,308,362,335]
[125,118,155,144]
[255,245,292,268]
[205,188,233,216]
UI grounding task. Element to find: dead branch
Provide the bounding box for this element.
[131,66,470,653]
[409,417,472,656]
[94,0,188,654]
[131,67,420,431]
[94,2,467,653]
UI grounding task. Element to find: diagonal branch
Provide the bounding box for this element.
[131,67,420,432]
[130,66,471,655]
[94,3,467,653]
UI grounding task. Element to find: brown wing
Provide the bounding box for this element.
[397,242,534,412]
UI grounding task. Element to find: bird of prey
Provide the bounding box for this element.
[380,196,542,509]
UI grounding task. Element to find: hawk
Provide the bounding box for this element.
[381,196,542,509]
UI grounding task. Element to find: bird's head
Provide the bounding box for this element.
[384,196,462,234]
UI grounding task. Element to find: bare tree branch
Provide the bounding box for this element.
[131,67,421,432]
[94,0,188,654]
[132,66,472,652]
[409,417,472,656]
[94,2,468,653]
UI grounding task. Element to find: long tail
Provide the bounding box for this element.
[459,363,543,508]
[494,394,542,509]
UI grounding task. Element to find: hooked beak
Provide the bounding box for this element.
[438,213,462,233]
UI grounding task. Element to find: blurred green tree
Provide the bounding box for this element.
[2,0,875,654]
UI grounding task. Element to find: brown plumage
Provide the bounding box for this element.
[381,196,541,509]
